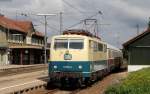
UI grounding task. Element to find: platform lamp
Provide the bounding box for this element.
[37,13,56,65]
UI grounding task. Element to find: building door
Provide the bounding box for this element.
[24,49,30,65]
[12,49,20,64]
[130,47,150,65]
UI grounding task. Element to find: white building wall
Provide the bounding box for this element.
[26,36,31,44]
[0,50,8,65]
[128,65,150,72]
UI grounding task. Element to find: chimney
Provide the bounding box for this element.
[146,17,150,31]
[0,13,4,17]
[148,17,150,27]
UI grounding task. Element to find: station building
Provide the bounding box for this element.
[123,21,150,71]
[0,15,49,65]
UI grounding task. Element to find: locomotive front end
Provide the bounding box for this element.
[49,35,90,83]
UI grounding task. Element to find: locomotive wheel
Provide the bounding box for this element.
[69,78,75,88]
[46,80,54,89]
[76,78,82,88]
[84,78,91,86]
[60,77,66,88]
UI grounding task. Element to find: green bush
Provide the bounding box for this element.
[105,68,150,94]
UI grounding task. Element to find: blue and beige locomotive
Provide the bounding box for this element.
[48,29,123,87]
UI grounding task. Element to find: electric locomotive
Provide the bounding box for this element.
[48,29,123,87]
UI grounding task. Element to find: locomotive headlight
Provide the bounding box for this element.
[78,65,82,69]
[54,65,57,69]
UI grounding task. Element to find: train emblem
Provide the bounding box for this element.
[64,51,72,60]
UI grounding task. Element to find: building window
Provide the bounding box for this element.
[9,34,23,43]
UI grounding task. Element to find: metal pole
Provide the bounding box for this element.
[60,12,63,34]
[16,11,18,20]
[37,13,56,65]
[95,20,99,36]
[44,15,47,65]
[136,24,139,35]
[7,27,10,65]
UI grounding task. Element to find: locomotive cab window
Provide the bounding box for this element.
[69,39,83,49]
[54,39,68,49]
[98,43,103,51]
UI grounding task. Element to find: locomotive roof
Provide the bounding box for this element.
[63,29,101,40]
[52,34,120,51]
[52,34,106,44]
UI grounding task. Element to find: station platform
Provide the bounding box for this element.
[0,64,48,77]
[0,70,48,94]
[0,64,46,70]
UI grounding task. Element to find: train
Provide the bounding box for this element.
[48,29,123,87]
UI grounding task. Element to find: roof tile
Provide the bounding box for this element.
[0,16,32,33]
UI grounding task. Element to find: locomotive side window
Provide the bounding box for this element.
[103,44,107,52]
[93,42,98,51]
[89,40,94,49]
[98,43,103,51]
[69,39,84,49]
[54,39,68,49]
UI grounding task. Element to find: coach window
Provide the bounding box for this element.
[69,39,83,49]
[98,43,103,51]
[54,39,68,49]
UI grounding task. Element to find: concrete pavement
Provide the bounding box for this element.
[0,70,48,94]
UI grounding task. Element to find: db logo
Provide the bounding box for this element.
[64,51,72,60]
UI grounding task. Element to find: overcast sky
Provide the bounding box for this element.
[0,0,150,48]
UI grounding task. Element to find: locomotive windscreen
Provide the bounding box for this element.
[69,39,83,49]
[54,39,68,49]
[54,39,84,49]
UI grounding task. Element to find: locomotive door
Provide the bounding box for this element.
[89,40,94,72]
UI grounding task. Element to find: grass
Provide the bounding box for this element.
[105,68,150,94]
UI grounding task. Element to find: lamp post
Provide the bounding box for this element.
[37,14,56,65]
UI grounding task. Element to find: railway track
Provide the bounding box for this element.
[44,89,80,94]
[69,89,80,94]
[46,70,127,94]
[26,71,127,94]
[30,84,81,94]
[45,89,60,94]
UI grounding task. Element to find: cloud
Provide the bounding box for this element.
[0,0,149,48]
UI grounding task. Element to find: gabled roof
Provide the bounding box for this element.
[33,31,44,37]
[0,15,44,37]
[123,28,150,47]
[0,15,32,33]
